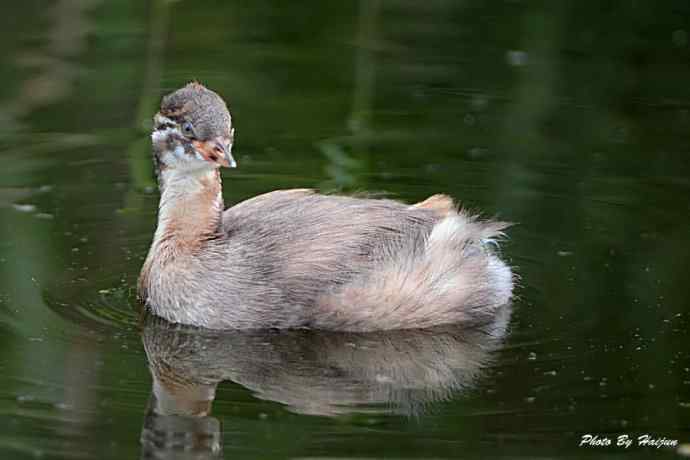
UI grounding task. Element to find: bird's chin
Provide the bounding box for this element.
[152,142,207,175]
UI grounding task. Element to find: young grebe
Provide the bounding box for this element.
[138,82,513,331]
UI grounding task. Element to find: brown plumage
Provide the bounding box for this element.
[139,82,514,331]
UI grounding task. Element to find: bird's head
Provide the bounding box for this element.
[151,82,235,176]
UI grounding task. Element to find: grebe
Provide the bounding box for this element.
[138,82,513,331]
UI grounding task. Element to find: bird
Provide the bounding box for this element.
[138,82,513,331]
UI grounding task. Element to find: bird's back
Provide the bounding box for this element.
[221,189,439,296]
[217,190,512,331]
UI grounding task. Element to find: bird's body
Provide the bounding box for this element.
[139,83,513,331]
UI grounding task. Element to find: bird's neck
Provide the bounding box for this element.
[152,167,225,254]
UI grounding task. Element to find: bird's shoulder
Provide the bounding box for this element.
[222,188,316,229]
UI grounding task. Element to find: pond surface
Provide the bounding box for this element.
[1,1,689,459]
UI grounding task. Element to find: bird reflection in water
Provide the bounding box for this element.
[139,305,511,459]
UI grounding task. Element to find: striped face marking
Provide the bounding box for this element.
[152,113,236,170]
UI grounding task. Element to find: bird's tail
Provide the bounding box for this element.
[315,207,514,331]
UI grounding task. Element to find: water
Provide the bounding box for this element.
[1,1,689,458]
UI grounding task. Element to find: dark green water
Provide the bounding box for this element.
[1,1,689,459]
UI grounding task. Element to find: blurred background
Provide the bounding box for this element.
[0,0,689,458]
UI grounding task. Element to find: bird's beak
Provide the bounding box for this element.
[192,138,236,168]
[225,150,237,169]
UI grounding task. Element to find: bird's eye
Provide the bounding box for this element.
[181,121,195,137]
